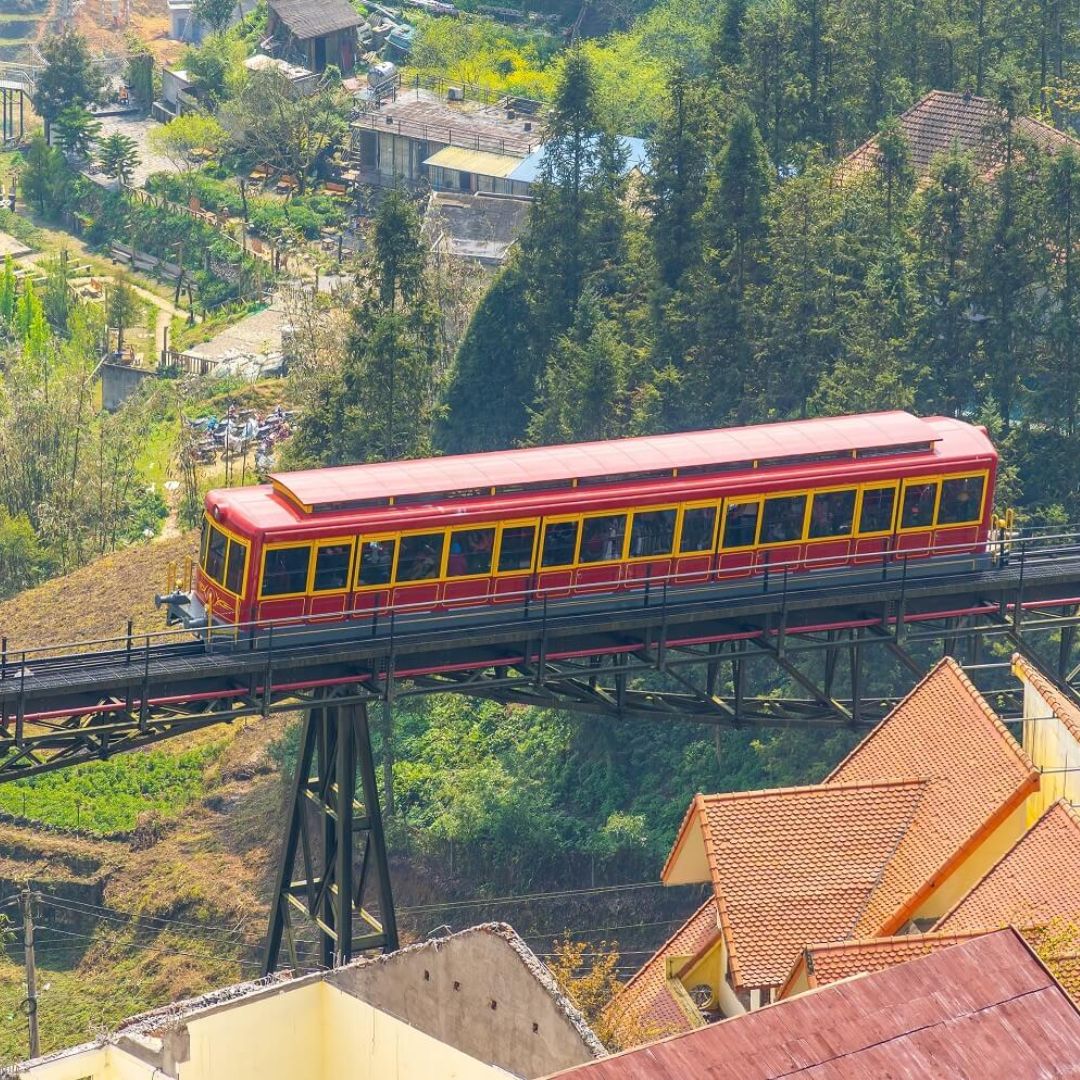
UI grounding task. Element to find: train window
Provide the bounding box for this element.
[761,494,807,544]
[580,514,628,563]
[200,520,211,570]
[497,525,536,572]
[722,502,760,549]
[448,527,495,577]
[262,546,311,597]
[630,509,677,557]
[357,539,395,587]
[541,521,580,568]
[937,476,984,525]
[680,506,718,553]
[859,487,896,534]
[313,543,352,592]
[901,481,938,529]
[225,540,246,595]
[808,489,856,539]
[397,532,446,582]
[205,525,228,585]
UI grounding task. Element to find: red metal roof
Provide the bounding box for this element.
[269,412,943,510]
[542,929,1080,1080]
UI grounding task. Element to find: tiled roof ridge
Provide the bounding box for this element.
[701,776,929,802]
[614,897,717,997]
[825,656,1036,782]
[932,798,1080,932]
[696,792,746,990]
[1012,652,1080,743]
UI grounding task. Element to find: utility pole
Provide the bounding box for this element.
[21,889,39,1060]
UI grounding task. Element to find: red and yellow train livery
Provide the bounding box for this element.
[160,411,999,636]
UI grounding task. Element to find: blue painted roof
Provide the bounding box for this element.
[508,135,648,184]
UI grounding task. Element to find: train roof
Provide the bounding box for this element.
[269,412,975,513]
[209,413,995,535]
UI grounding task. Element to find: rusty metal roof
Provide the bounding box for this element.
[543,929,1080,1080]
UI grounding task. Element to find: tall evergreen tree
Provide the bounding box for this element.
[32,29,104,140]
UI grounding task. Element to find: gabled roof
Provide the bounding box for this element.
[779,928,990,998]
[542,929,1080,1080]
[935,800,1080,933]
[602,899,720,1043]
[827,657,1039,935]
[1012,652,1080,744]
[839,89,1080,182]
[268,0,362,39]
[661,779,928,990]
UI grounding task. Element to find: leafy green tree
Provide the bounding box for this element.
[183,33,247,105]
[107,279,141,355]
[0,508,44,599]
[20,136,74,218]
[0,255,15,332]
[51,104,102,161]
[147,113,228,193]
[96,132,140,185]
[192,0,237,35]
[32,28,104,139]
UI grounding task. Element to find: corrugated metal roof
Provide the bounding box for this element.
[423,146,525,177]
[269,0,362,39]
[269,412,957,510]
[542,930,1080,1080]
[509,135,649,184]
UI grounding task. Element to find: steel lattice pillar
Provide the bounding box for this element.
[263,692,397,974]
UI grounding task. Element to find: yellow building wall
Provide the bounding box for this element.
[675,935,745,1019]
[321,983,508,1080]
[908,801,1028,924]
[663,821,709,885]
[1023,681,1080,823]
[19,1045,155,1080]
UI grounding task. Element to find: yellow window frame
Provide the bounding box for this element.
[493,518,540,577]
[355,533,400,591]
[805,484,860,542]
[676,499,722,556]
[898,476,942,533]
[935,470,989,527]
[201,515,250,599]
[310,536,357,594]
[445,523,500,582]
[623,504,681,562]
[539,515,583,570]
[720,496,763,552]
[757,490,812,549]
[393,526,450,585]
[258,540,314,601]
[854,481,899,538]
[577,510,631,565]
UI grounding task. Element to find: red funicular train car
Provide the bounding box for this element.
[160,411,998,638]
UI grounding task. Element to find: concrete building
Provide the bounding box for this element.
[605,655,1080,1046]
[14,924,603,1080]
[243,54,319,97]
[168,0,257,44]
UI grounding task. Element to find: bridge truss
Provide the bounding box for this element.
[4,538,1080,970]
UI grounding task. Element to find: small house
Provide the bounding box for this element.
[267,0,363,73]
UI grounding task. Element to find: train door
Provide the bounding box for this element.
[932,473,987,556]
[895,478,940,559]
[575,512,629,593]
[308,538,355,619]
[853,483,897,564]
[537,517,580,598]
[624,506,678,592]
[491,520,537,603]
[804,487,858,570]
[392,529,446,612]
[443,524,496,608]
[754,492,808,577]
[353,535,396,617]
[673,501,719,585]
[716,498,761,580]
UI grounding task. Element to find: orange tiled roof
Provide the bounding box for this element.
[828,657,1039,935]
[935,800,1080,933]
[779,928,990,998]
[675,779,929,990]
[1048,953,1080,1001]
[839,89,1079,181]
[1011,652,1080,744]
[602,898,719,1043]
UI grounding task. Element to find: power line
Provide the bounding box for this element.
[399,880,669,914]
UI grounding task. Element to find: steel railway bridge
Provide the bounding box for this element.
[5,532,1080,975]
